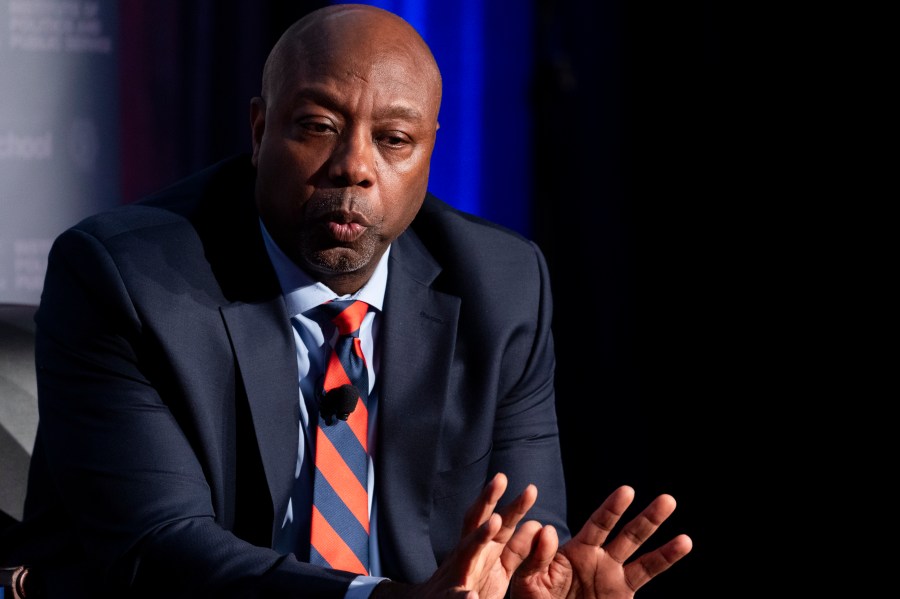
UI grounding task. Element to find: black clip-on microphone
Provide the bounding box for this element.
[319,383,359,425]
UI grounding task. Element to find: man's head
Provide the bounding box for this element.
[250,4,442,295]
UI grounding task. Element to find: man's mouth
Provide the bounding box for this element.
[327,221,366,242]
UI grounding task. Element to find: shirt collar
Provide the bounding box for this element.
[259,218,389,317]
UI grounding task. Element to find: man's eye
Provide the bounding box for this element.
[302,122,332,134]
[379,133,409,147]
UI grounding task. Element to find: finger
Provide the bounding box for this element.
[572,485,635,548]
[461,473,508,537]
[456,512,504,568]
[507,521,558,577]
[423,512,503,593]
[452,484,539,581]
[492,483,537,544]
[623,533,693,591]
[604,492,677,563]
[458,484,537,573]
[445,513,503,590]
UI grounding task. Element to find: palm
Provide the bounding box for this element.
[555,537,637,599]
[510,549,572,599]
[510,486,693,599]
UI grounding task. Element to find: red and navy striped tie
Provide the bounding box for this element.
[310,299,370,574]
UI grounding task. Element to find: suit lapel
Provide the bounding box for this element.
[221,296,299,539]
[189,159,299,539]
[376,229,461,581]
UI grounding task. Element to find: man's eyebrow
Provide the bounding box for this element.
[375,105,425,122]
[287,87,425,122]
[287,86,341,111]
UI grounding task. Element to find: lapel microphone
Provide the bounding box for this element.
[319,383,359,425]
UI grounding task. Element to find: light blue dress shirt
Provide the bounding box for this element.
[260,220,389,596]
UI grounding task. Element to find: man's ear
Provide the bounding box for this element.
[249,97,266,166]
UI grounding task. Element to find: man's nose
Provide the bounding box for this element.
[328,131,374,187]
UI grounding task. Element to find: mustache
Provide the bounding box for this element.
[305,191,374,226]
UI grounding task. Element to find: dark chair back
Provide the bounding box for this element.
[0,304,38,598]
[0,303,38,524]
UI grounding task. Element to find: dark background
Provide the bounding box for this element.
[534,2,739,597]
[117,1,743,596]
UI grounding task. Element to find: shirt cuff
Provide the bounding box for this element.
[346,575,390,599]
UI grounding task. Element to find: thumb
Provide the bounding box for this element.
[512,524,559,579]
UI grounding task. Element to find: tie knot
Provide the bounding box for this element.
[320,299,369,336]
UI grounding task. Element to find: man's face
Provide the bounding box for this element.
[250,32,440,293]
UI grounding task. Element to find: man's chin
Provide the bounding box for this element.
[303,246,371,276]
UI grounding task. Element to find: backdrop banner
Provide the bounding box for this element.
[0,0,119,305]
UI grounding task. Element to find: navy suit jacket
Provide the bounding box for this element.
[9,155,568,598]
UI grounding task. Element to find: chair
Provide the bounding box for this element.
[0,303,38,599]
[0,565,29,599]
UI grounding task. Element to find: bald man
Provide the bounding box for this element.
[3,5,689,598]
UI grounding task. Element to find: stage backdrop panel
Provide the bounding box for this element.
[0,0,120,306]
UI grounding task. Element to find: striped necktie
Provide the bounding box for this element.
[309,299,370,574]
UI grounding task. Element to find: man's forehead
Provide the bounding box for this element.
[279,66,436,115]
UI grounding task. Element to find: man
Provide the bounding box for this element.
[3,4,691,598]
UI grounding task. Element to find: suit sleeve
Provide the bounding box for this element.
[487,239,571,542]
[30,227,355,598]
